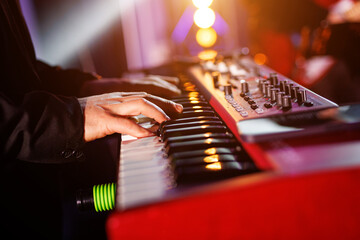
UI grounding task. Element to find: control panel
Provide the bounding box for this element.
[188,55,338,138]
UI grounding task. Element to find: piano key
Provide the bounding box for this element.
[164,132,234,145]
[160,120,223,135]
[176,161,256,184]
[161,116,220,126]
[171,96,205,102]
[165,138,238,155]
[161,125,227,141]
[182,106,213,111]
[173,154,240,168]
[176,110,216,119]
[175,101,209,107]
[169,147,243,161]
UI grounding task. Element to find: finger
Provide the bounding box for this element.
[104,98,170,123]
[109,117,155,138]
[147,75,180,85]
[145,95,183,116]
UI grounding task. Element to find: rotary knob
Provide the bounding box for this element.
[269,73,279,86]
[241,81,249,94]
[265,85,273,98]
[291,86,300,99]
[276,91,284,106]
[270,88,279,103]
[212,71,220,88]
[279,80,288,92]
[297,89,307,105]
[282,95,292,110]
[285,83,293,95]
[224,85,232,96]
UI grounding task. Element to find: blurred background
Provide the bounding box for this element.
[20,0,360,103]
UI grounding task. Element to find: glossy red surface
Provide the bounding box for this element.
[107,167,360,240]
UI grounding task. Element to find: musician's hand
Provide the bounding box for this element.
[79,75,181,98]
[78,92,183,142]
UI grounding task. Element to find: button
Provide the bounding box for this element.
[255,108,264,114]
[61,149,74,159]
[244,96,250,101]
[75,151,85,159]
[250,104,259,110]
[240,111,248,117]
[248,99,256,105]
[264,103,273,108]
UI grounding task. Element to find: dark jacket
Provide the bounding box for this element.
[0,0,96,164]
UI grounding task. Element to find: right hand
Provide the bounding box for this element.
[78,92,183,142]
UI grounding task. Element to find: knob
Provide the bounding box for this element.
[258,79,265,91]
[265,85,273,98]
[291,86,299,99]
[269,73,279,86]
[279,80,288,92]
[282,95,292,110]
[297,89,307,105]
[224,85,232,96]
[260,81,267,94]
[270,88,279,103]
[241,81,249,94]
[212,71,220,88]
[276,91,284,106]
[285,83,293,95]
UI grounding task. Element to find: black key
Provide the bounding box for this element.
[161,125,227,141]
[169,147,243,161]
[164,132,234,145]
[182,106,212,111]
[177,110,216,118]
[171,96,205,102]
[165,138,238,155]
[171,92,201,99]
[176,161,256,184]
[174,100,209,106]
[162,116,220,126]
[173,154,239,168]
[160,120,223,135]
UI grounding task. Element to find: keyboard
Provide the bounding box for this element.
[115,54,338,210]
[116,73,257,210]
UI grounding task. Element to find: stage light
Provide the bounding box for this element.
[196,28,217,48]
[194,8,216,29]
[34,0,144,65]
[192,0,214,9]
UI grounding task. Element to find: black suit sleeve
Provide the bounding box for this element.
[36,60,98,97]
[0,91,85,164]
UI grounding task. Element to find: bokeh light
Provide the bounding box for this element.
[194,8,216,28]
[198,49,218,61]
[192,0,214,9]
[196,28,217,47]
[254,53,267,65]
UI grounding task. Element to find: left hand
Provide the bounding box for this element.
[79,75,181,98]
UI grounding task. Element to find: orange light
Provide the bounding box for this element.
[194,8,216,29]
[205,162,222,170]
[254,53,267,65]
[203,155,219,163]
[204,147,217,155]
[205,138,213,144]
[196,28,217,48]
[198,50,218,61]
